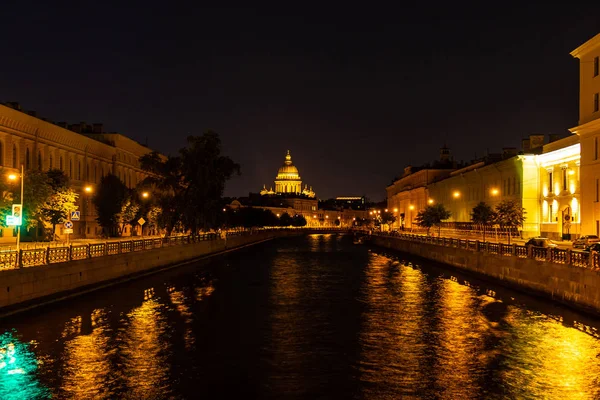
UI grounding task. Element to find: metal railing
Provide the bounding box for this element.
[0,227,350,270]
[373,231,599,270]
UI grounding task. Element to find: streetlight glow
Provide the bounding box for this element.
[84,186,93,193]
[142,192,149,198]
[8,174,17,181]
[393,208,398,213]
[453,191,460,199]
[409,205,415,211]
[490,188,499,196]
[428,198,434,204]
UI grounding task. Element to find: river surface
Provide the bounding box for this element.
[1,233,600,399]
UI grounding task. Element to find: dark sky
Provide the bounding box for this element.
[1,3,598,201]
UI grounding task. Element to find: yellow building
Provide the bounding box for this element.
[570,33,600,236]
[537,136,581,239]
[0,102,153,242]
[386,166,453,230]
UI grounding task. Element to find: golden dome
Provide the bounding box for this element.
[276,150,301,181]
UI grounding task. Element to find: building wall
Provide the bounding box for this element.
[0,104,154,242]
[571,33,600,236]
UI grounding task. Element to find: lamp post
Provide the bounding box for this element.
[140,191,149,236]
[8,165,24,251]
[83,185,93,238]
[409,205,415,231]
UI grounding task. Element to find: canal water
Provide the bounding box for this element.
[1,233,600,399]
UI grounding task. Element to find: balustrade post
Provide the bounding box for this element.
[476,240,480,252]
[566,249,572,265]
[118,242,123,254]
[104,242,108,256]
[589,251,595,269]
[18,249,23,268]
[69,244,73,261]
[86,244,91,259]
[130,240,134,251]
[512,243,517,256]
[45,247,50,264]
[545,248,551,262]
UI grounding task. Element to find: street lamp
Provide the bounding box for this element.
[8,165,24,251]
[142,191,149,199]
[428,198,434,205]
[490,188,499,196]
[82,185,93,238]
[409,204,415,231]
[453,191,460,199]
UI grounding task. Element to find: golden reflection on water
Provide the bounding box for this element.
[359,254,428,398]
[61,309,114,399]
[501,307,600,399]
[434,277,490,399]
[119,288,171,399]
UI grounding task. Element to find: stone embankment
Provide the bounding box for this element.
[0,228,346,316]
[369,232,600,315]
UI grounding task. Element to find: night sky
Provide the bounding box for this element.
[1,3,598,201]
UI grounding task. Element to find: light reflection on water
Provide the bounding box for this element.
[1,234,600,398]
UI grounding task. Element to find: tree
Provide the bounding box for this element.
[139,152,185,236]
[494,200,526,244]
[379,211,397,231]
[18,170,54,239]
[93,174,128,237]
[279,212,293,226]
[415,204,451,237]
[179,132,241,232]
[471,202,496,242]
[291,214,307,227]
[40,169,78,240]
[118,195,140,235]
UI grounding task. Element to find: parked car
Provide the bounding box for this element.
[573,235,600,249]
[583,243,600,253]
[525,237,558,248]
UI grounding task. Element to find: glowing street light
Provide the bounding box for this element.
[490,188,499,196]
[142,191,149,198]
[453,191,460,199]
[7,166,24,251]
[428,198,434,205]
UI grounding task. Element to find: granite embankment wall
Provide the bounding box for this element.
[0,230,314,314]
[370,235,600,314]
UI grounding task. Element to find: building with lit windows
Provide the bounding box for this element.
[570,33,600,236]
[0,102,154,242]
[386,146,457,230]
[388,135,581,239]
[537,135,581,239]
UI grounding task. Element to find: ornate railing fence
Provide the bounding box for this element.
[0,227,349,270]
[373,231,599,270]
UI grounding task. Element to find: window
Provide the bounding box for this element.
[595,56,599,77]
[59,156,63,171]
[12,145,16,168]
[37,151,42,170]
[86,164,90,180]
[77,161,81,180]
[69,160,72,177]
[562,168,568,191]
[548,202,554,223]
[49,155,53,169]
[25,148,30,170]
[596,178,599,202]
[595,93,599,113]
[548,171,553,193]
[596,138,598,161]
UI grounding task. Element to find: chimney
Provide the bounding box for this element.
[93,123,103,133]
[529,134,545,150]
[548,133,561,143]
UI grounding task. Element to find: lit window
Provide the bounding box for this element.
[595,93,599,113]
[548,171,553,193]
[595,56,599,77]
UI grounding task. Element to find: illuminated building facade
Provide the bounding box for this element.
[386,147,456,230]
[261,150,315,198]
[570,33,600,236]
[0,102,153,242]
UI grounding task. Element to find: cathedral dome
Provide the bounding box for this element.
[276,150,301,181]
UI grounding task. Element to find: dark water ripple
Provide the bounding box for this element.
[0,234,599,399]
